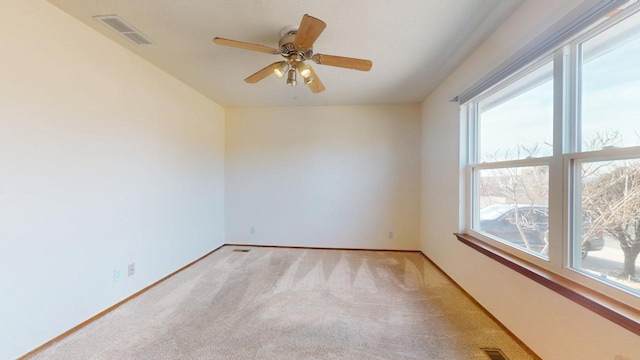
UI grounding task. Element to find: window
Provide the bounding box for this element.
[470,57,553,259]
[571,9,640,294]
[464,3,640,307]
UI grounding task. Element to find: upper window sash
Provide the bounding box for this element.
[573,6,640,153]
[472,56,555,164]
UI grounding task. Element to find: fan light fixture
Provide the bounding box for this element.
[213,14,373,94]
[286,69,297,86]
[298,63,312,78]
[273,62,289,78]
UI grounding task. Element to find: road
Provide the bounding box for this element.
[581,236,640,291]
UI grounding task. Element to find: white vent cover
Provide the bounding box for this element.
[94,15,154,46]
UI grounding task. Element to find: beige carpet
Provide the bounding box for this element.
[31,246,533,359]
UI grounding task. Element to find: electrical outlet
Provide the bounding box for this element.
[114,268,123,282]
[388,231,394,239]
[128,263,135,277]
[250,226,256,235]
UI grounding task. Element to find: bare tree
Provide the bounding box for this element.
[582,162,640,280]
[480,166,549,253]
[480,131,640,281]
[479,150,549,253]
[579,131,640,280]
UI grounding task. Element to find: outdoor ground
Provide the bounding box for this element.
[583,236,640,293]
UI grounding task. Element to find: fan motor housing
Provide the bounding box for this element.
[279,31,312,59]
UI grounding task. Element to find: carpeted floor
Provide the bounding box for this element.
[31,246,534,359]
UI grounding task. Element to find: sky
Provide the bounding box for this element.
[582,24,640,150]
[478,10,640,161]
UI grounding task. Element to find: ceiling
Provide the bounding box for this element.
[47,0,522,108]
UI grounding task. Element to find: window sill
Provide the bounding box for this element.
[454,232,640,336]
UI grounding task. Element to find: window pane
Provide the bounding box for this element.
[580,11,640,151]
[575,158,640,295]
[474,165,549,258]
[478,61,554,162]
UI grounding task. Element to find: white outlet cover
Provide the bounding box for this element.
[128,263,135,276]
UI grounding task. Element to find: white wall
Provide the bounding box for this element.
[0,2,225,359]
[226,105,421,250]
[421,0,640,359]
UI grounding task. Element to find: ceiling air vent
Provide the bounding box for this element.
[94,15,154,46]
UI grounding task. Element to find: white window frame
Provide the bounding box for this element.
[465,54,557,266]
[461,1,640,311]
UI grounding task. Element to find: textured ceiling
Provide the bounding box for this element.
[47,0,522,107]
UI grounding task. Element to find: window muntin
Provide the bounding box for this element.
[478,61,554,162]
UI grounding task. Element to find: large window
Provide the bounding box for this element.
[471,58,554,259]
[465,4,640,305]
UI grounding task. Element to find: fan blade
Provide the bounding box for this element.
[245,61,287,83]
[294,14,326,49]
[312,54,372,71]
[305,66,325,93]
[213,37,280,55]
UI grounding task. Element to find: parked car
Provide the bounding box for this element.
[580,218,605,258]
[478,204,604,258]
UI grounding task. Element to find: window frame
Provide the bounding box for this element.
[465,54,557,266]
[565,5,640,303]
[462,2,640,313]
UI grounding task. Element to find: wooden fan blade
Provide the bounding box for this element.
[213,37,280,55]
[312,54,372,71]
[294,14,326,49]
[245,61,286,83]
[305,65,325,93]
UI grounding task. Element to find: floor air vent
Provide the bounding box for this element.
[94,15,155,45]
[232,249,251,253]
[481,348,509,360]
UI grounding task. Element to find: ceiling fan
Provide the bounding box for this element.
[213,14,372,93]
